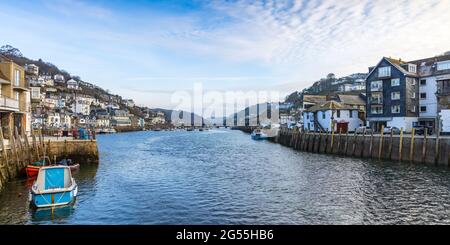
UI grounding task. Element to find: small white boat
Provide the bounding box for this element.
[29,166,78,208]
[251,129,269,140]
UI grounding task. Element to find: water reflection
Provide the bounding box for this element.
[1,129,450,224]
[30,205,75,223]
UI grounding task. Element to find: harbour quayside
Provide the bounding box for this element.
[1,0,450,242]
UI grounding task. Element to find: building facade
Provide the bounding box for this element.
[366,57,419,132]
[0,55,31,136]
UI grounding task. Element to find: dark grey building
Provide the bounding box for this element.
[365,57,419,132]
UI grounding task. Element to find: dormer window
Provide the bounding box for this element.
[437,61,450,71]
[408,64,417,73]
[378,66,391,77]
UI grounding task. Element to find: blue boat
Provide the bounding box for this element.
[29,166,78,208]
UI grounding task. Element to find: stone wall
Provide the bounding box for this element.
[0,138,98,192]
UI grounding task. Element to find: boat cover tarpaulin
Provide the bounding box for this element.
[45,168,65,190]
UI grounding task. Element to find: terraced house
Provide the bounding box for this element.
[365,57,419,132]
[0,54,31,137]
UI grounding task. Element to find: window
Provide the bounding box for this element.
[412,92,416,99]
[437,61,450,71]
[14,70,20,86]
[371,80,383,91]
[307,114,309,120]
[391,92,400,100]
[420,79,426,86]
[391,78,400,86]
[391,105,400,113]
[420,106,427,112]
[371,93,382,103]
[322,112,325,119]
[407,77,416,85]
[336,110,340,118]
[420,93,427,99]
[411,106,416,112]
[378,66,391,77]
[14,91,19,100]
[349,110,353,118]
[408,64,417,73]
[371,105,383,114]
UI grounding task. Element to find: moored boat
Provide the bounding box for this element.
[57,159,80,172]
[251,129,269,140]
[25,156,51,178]
[29,166,78,208]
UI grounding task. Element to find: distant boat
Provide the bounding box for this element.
[57,158,80,172]
[29,166,78,208]
[251,129,269,140]
[186,128,194,131]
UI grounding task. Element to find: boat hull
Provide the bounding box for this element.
[30,186,78,208]
[26,165,41,178]
[251,133,268,140]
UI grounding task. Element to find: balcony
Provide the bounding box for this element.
[0,96,19,111]
[370,97,383,104]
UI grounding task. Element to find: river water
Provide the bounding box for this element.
[1,129,450,224]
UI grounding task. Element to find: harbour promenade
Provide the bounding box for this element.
[0,127,99,192]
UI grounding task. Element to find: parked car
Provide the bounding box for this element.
[413,125,433,135]
[355,126,373,134]
[383,126,400,134]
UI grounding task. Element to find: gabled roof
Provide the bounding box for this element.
[366,57,418,80]
[305,101,353,112]
[303,95,327,104]
[337,94,365,106]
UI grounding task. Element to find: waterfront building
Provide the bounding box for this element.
[302,101,363,132]
[411,54,450,133]
[0,55,31,136]
[95,114,110,128]
[111,109,132,127]
[365,57,419,132]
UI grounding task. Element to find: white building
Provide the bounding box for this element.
[54,74,65,83]
[72,99,91,115]
[66,79,79,90]
[46,113,61,128]
[303,101,363,132]
[25,64,39,76]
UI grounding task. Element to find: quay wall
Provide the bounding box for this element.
[235,126,449,166]
[0,133,99,192]
[273,128,450,166]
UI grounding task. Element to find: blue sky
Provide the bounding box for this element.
[1,0,450,111]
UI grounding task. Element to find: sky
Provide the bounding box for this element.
[1,0,450,114]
